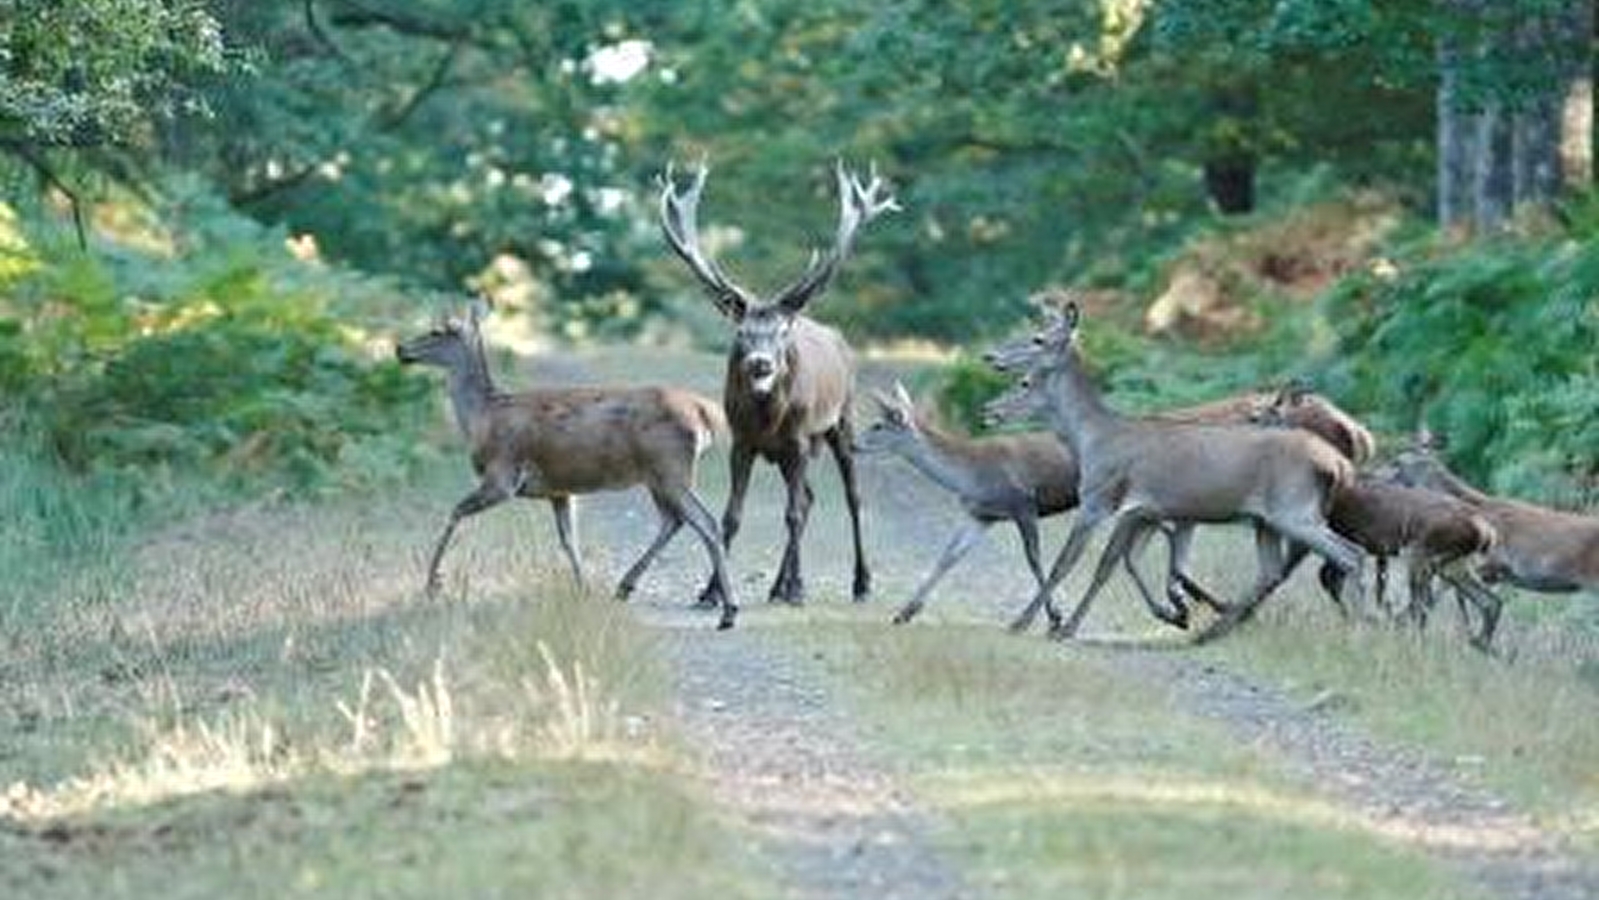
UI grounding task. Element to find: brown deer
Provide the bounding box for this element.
[984,299,1366,643]
[659,161,895,606]
[982,373,1379,633]
[1245,401,1503,647]
[395,300,737,629]
[1389,429,1599,605]
[854,380,1202,629]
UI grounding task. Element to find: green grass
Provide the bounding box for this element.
[2,760,753,900]
[1207,586,1599,839]
[0,448,770,899]
[791,619,1483,900]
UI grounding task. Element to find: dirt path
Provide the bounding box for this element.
[643,608,967,900]
[1114,649,1599,900]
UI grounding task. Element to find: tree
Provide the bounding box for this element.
[1436,0,1592,233]
[0,0,229,243]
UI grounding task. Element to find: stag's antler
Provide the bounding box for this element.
[659,161,757,319]
[773,161,899,313]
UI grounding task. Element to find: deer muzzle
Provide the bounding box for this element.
[743,354,779,395]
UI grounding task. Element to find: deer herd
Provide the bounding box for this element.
[397,161,1599,651]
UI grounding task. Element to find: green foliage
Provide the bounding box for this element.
[1315,235,1599,503]
[0,184,435,497]
[0,0,228,147]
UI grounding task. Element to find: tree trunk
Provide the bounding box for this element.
[1437,35,1474,229]
[1474,102,1515,231]
[1514,96,1562,210]
[1203,156,1256,214]
[1556,0,1593,190]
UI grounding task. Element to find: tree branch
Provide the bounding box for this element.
[378,39,463,131]
[0,141,89,250]
[304,0,357,69]
[326,0,487,48]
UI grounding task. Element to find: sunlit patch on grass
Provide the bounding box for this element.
[927,767,1543,854]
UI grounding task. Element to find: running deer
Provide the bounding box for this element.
[981,373,1378,633]
[1389,429,1599,609]
[854,380,1203,629]
[659,161,895,606]
[1248,403,1504,648]
[984,298,1366,643]
[395,300,737,629]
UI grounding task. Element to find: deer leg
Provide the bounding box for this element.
[425,480,511,598]
[1014,511,1064,630]
[1192,527,1293,644]
[1405,551,1437,630]
[1442,567,1504,653]
[1161,522,1239,617]
[615,493,683,602]
[676,489,738,630]
[698,442,755,608]
[1278,521,1367,617]
[771,450,813,605]
[550,496,585,589]
[1048,513,1155,638]
[1008,503,1111,634]
[895,518,992,625]
[1376,555,1391,615]
[825,423,871,602]
[1115,519,1191,630]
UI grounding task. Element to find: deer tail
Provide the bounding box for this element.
[691,395,729,456]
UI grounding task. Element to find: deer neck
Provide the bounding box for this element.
[445,339,501,438]
[899,420,985,498]
[1421,462,1491,506]
[1036,350,1120,460]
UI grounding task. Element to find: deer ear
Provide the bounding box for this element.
[1061,299,1081,330]
[892,379,914,410]
[1280,376,1312,404]
[869,389,897,416]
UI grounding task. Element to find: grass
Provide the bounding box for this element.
[791,619,1484,900]
[1204,579,1599,844]
[0,445,770,899]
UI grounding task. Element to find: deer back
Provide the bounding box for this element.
[1102,420,1353,522]
[1329,477,1493,557]
[474,386,717,495]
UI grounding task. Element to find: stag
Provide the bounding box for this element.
[855,381,1207,629]
[984,298,1366,642]
[395,300,737,629]
[1389,430,1599,602]
[659,161,896,606]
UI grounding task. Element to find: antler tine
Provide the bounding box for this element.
[773,160,899,313]
[658,160,754,319]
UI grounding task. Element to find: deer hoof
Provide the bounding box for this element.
[716,611,737,631]
[1155,604,1190,630]
[768,579,805,606]
[892,605,919,625]
[692,588,722,610]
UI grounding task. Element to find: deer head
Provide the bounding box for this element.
[1385,427,1448,487]
[983,297,1081,376]
[395,296,492,370]
[855,380,922,454]
[659,160,898,398]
